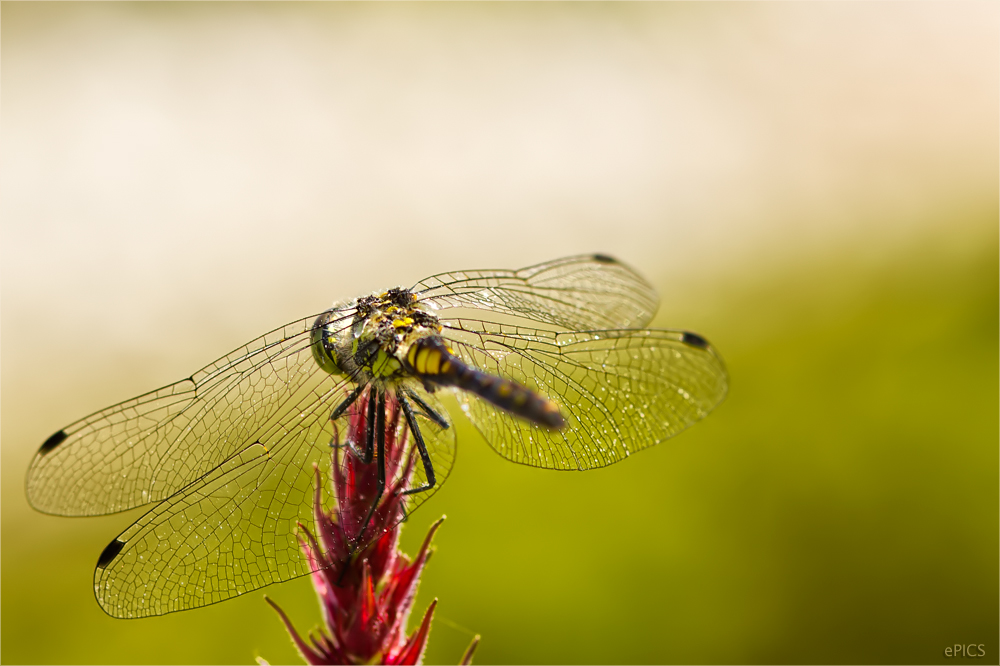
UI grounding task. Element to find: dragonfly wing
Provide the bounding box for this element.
[94,383,455,618]
[412,254,659,331]
[94,422,328,618]
[441,322,728,470]
[26,313,353,516]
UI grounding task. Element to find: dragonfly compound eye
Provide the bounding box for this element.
[311,312,346,376]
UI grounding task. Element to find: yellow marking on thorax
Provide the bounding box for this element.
[370,350,402,378]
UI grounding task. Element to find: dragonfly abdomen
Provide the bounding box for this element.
[406,339,565,429]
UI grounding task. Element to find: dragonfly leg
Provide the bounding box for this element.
[331,384,364,420]
[345,387,377,462]
[398,391,437,497]
[328,385,364,449]
[353,389,386,546]
[403,387,450,429]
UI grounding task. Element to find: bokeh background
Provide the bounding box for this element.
[2,3,996,664]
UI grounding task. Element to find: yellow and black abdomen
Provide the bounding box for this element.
[406,338,565,429]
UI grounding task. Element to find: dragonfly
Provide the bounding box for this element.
[26,254,728,618]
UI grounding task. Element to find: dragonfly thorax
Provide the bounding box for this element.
[311,287,443,385]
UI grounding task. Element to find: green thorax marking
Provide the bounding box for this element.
[347,288,442,380]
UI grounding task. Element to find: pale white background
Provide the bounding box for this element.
[4,4,994,394]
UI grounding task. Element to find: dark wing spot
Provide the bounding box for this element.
[39,430,68,455]
[591,253,618,264]
[682,332,710,349]
[96,539,126,569]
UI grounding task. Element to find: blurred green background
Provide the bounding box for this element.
[2,3,996,664]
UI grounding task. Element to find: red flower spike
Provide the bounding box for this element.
[359,560,375,620]
[459,636,481,666]
[265,389,473,665]
[312,465,347,563]
[390,599,437,666]
[265,596,331,666]
[384,519,443,632]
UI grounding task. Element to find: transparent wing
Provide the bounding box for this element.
[440,320,728,470]
[95,429,323,618]
[412,254,658,331]
[26,311,355,516]
[94,384,456,618]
